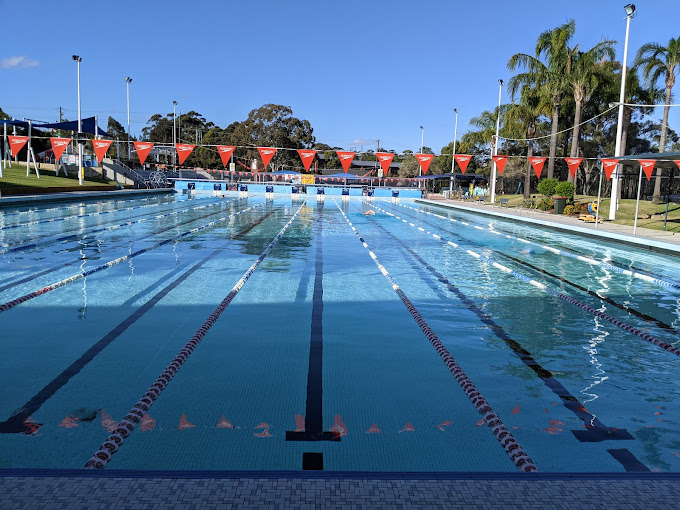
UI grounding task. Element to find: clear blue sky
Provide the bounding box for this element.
[2,0,679,154]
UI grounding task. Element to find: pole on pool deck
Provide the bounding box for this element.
[664,164,674,231]
[26,120,31,177]
[595,162,603,226]
[633,162,643,234]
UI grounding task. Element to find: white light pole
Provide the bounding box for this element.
[609,3,636,220]
[490,79,503,203]
[73,55,83,185]
[172,100,178,171]
[125,77,132,160]
[449,108,458,198]
[419,126,424,189]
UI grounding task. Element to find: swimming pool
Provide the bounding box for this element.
[0,192,678,473]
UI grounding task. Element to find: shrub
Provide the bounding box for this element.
[555,181,575,199]
[537,178,558,197]
[563,205,575,216]
[537,197,554,211]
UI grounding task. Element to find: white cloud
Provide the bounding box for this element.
[1,56,40,69]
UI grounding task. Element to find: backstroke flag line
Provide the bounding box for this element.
[217,146,236,167]
[564,157,582,180]
[297,149,317,171]
[491,155,508,175]
[529,157,546,178]
[257,147,277,169]
[49,138,71,161]
[415,153,434,174]
[336,151,356,173]
[92,139,113,161]
[176,143,196,165]
[8,136,29,157]
[601,158,619,180]
[134,142,154,165]
[454,154,472,174]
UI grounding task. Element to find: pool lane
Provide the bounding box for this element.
[0,200,294,468]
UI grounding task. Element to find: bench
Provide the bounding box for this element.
[476,196,489,204]
[498,198,510,207]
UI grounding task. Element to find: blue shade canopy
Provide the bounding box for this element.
[33,116,111,137]
[269,170,301,175]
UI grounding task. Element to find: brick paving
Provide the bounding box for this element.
[2,474,680,509]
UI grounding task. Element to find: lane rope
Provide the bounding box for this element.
[0,200,269,313]
[334,199,538,472]
[84,199,307,468]
[396,201,680,291]
[366,200,680,358]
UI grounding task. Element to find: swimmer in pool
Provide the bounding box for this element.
[364,210,376,215]
[520,247,534,255]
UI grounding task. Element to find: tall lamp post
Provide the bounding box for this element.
[172,100,178,172]
[490,79,503,203]
[609,3,636,220]
[125,77,132,160]
[72,55,83,185]
[449,108,458,198]
[419,126,424,190]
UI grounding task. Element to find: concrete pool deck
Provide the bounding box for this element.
[2,470,680,509]
[416,198,680,256]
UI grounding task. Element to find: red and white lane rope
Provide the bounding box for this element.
[396,201,680,291]
[84,199,307,469]
[0,200,267,313]
[334,200,539,473]
[367,200,680,358]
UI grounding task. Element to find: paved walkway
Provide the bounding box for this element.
[2,472,680,509]
[416,198,680,255]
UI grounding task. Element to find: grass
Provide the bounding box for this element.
[0,163,116,189]
[494,193,680,233]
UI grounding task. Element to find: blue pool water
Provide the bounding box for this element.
[0,192,678,473]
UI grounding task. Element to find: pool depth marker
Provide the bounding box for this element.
[287,203,340,445]
[85,200,307,469]
[0,206,279,434]
[333,200,538,473]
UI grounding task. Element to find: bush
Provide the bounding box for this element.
[563,205,575,215]
[555,181,575,199]
[537,178,558,197]
[537,197,554,211]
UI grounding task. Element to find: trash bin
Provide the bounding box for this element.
[554,197,567,214]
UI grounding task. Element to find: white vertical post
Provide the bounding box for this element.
[449,108,458,198]
[595,162,603,226]
[609,7,635,220]
[633,162,643,234]
[490,79,503,204]
[74,55,83,185]
[125,77,132,160]
[26,120,31,177]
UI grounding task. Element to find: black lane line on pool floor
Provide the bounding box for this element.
[0,207,278,435]
[365,215,641,446]
[391,204,677,340]
[287,204,340,444]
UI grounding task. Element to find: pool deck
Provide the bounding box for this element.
[0,188,173,208]
[2,470,679,509]
[416,198,680,256]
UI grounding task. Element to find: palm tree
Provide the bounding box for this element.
[505,87,551,198]
[635,37,680,203]
[508,21,574,180]
[565,41,616,178]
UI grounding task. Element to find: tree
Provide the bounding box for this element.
[635,37,680,203]
[508,21,575,179]
[565,40,615,173]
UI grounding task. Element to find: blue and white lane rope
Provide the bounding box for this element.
[366,200,680,358]
[84,200,307,469]
[395,201,680,291]
[0,198,174,231]
[0,194,171,218]
[334,200,539,473]
[0,200,269,313]
[0,198,230,255]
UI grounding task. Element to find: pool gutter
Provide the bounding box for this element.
[0,188,173,208]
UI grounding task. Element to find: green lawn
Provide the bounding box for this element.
[494,193,680,233]
[0,163,115,189]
